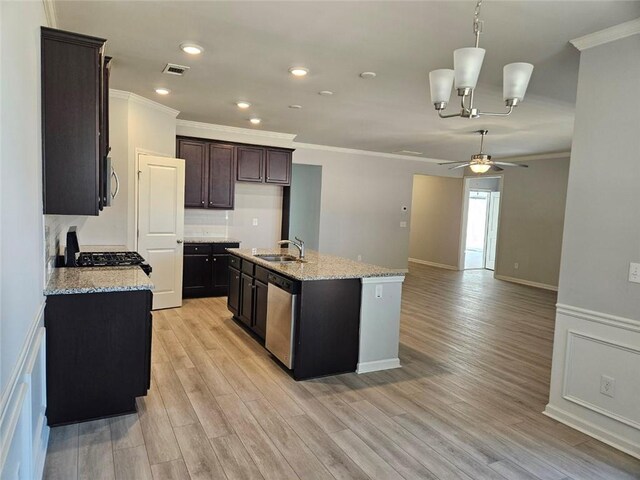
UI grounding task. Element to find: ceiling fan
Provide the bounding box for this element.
[439,130,528,173]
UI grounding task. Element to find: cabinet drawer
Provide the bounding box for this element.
[212,242,240,254]
[229,255,241,270]
[184,244,211,254]
[241,259,255,276]
[255,265,270,284]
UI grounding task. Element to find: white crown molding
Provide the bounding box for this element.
[292,141,443,164]
[109,89,180,117]
[42,0,58,28]
[177,119,297,141]
[494,151,571,163]
[570,17,640,51]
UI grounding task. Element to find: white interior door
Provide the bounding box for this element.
[138,155,185,310]
[485,191,501,271]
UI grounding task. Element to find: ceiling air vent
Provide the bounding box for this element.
[162,63,190,76]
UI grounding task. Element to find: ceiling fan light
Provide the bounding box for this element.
[453,47,485,89]
[470,163,491,174]
[503,62,534,102]
[429,69,455,107]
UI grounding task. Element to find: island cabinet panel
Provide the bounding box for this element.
[253,279,268,339]
[183,243,239,298]
[239,273,254,327]
[208,144,235,209]
[41,27,108,215]
[228,266,241,315]
[236,146,264,182]
[227,256,268,340]
[293,279,361,380]
[178,138,208,208]
[45,290,152,426]
[265,149,292,185]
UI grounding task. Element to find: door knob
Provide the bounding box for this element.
[177,239,183,244]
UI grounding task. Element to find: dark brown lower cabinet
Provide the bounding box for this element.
[253,279,268,339]
[183,243,239,298]
[45,290,152,426]
[227,255,268,340]
[228,267,241,315]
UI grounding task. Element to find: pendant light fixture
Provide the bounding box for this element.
[429,1,534,119]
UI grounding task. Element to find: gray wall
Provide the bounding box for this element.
[409,175,463,268]
[293,148,459,269]
[557,34,640,319]
[289,164,322,250]
[495,157,570,287]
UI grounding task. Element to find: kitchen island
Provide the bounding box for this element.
[227,248,405,380]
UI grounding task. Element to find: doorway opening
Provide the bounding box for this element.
[461,177,501,270]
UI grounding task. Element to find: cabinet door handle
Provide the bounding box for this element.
[205,258,209,262]
[201,200,205,205]
[213,258,217,262]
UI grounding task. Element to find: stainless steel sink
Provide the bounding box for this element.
[254,254,306,263]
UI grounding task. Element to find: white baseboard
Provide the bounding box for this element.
[494,274,558,291]
[357,358,401,374]
[408,258,459,271]
[544,404,640,459]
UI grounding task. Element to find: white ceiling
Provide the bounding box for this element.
[56,1,640,161]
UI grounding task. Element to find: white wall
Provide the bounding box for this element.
[546,32,640,458]
[409,175,464,269]
[1,1,49,477]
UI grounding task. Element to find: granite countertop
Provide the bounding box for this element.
[184,237,241,244]
[45,266,154,296]
[228,248,405,281]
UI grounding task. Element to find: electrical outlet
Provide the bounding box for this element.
[252,218,258,226]
[400,221,407,228]
[514,262,519,270]
[375,285,383,298]
[629,262,640,283]
[600,375,615,398]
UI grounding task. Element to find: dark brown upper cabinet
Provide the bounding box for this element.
[236,146,265,183]
[177,137,236,210]
[41,27,108,215]
[178,138,208,208]
[208,144,235,209]
[265,148,292,185]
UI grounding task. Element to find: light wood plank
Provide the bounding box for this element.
[110,414,145,451]
[209,434,264,480]
[150,459,190,480]
[173,423,227,480]
[44,424,79,480]
[114,445,153,480]
[77,419,115,480]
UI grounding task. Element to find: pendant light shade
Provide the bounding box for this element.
[503,62,534,101]
[470,163,491,174]
[429,69,455,105]
[453,47,485,89]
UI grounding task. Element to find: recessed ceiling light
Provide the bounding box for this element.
[360,71,377,79]
[289,67,309,77]
[288,104,302,109]
[236,101,251,109]
[180,43,204,55]
[155,88,170,95]
[249,118,261,125]
[318,90,333,96]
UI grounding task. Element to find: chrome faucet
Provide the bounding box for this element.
[277,237,305,260]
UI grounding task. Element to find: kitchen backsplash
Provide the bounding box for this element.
[185,183,283,249]
[44,214,86,281]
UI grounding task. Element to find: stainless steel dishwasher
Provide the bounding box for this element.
[265,272,299,369]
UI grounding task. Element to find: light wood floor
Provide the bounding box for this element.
[44,264,640,480]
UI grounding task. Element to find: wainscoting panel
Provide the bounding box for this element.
[545,304,640,459]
